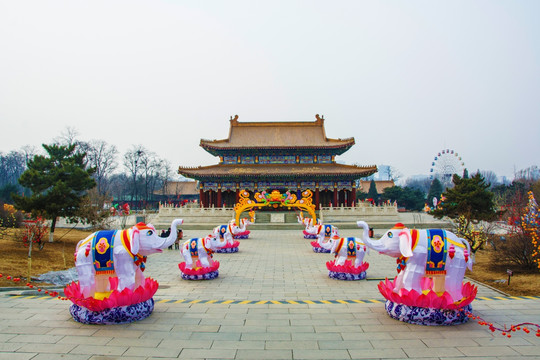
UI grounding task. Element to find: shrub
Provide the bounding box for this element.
[21,218,48,250]
[0,202,23,229]
[489,232,537,271]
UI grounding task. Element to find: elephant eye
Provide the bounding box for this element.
[388,232,393,238]
[147,230,153,236]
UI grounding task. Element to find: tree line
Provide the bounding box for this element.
[0,129,174,208]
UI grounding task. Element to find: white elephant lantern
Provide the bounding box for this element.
[211,222,241,253]
[358,221,477,325]
[313,225,369,280]
[178,234,226,280]
[310,224,339,253]
[65,219,183,325]
[232,210,255,240]
[298,211,322,239]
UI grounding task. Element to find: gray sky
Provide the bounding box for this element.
[1,1,538,181]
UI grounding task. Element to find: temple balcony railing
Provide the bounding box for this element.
[155,203,235,227]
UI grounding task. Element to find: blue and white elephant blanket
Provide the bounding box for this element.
[91,230,117,275]
[425,229,448,275]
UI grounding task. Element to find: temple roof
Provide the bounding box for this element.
[358,180,395,194]
[200,115,355,156]
[178,163,377,182]
[156,181,199,196]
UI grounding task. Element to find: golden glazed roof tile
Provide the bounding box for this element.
[200,115,354,149]
[178,163,377,179]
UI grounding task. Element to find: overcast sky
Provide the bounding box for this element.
[1,1,538,181]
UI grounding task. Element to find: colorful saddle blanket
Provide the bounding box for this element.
[346,238,357,257]
[426,229,448,275]
[324,225,333,238]
[334,237,357,257]
[188,239,200,257]
[188,238,212,258]
[218,225,228,239]
[92,230,117,274]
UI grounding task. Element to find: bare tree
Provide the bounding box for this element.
[160,160,173,196]
[123,145,147,208]
[515,165,540,181]
[387,166,402,182]
[479,170,499,188]
[404,177,431,194]
[0,151,26,187]
[140,150,157,205]
[54,127,80,147]
[85,140,118,195]
[20,145,38,164]
[108,173,131,203]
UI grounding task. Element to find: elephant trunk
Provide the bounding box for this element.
[157,219,184,249]
[357,221,384,252]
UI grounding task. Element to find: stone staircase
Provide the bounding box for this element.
[150,204,452,232]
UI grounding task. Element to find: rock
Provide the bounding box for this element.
[35,268,78,286]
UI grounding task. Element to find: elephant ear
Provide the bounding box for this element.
[398,230,414,258]
[131,227,140,255]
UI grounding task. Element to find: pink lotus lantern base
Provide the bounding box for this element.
[233,231,250,240]
[216,240,240,253]
[326,260,369,281]
[310,241,331,253]
[378,277,477,325]
[64,277,159,325]
[303,230,317,239]
[178,260,220,280]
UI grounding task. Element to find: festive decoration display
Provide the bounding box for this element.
[523,192,540,269]
[314,225,369,280]
[234,189,317,225]
[232,210,256,239]
[308,223,339,251]
[298,211,320,239]
[67,219,183,324]
[211,223,240,253]
[109,203,130,216]
[65,278,158,324]
[211,210,255,253]
[466,312,540,337]
[21,217,48,249]
[357,221,476,325]
[179,234,227,280]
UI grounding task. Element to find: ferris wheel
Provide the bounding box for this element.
[429,149,465,182]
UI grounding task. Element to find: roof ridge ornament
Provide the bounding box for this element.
[230,115,239,122]
[315,114,325,122]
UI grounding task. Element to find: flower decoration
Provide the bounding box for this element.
[64,277,159,312]
[377,277,477,310]
[326,259,369,275]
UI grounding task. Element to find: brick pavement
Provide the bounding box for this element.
[1,229,540,359]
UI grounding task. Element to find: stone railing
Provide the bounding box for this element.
[154,203,235,227]
[319,202,399,223]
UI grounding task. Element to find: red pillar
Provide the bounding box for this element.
[199,188,205,207]
[351,188,356,206]
[333,187,338,207]
[217,187,222,208]
[315,186,320,210]
[235,188,240,203]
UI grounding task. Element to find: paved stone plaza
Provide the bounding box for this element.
[1,229,540,359]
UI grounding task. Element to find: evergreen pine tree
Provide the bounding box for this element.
[431,172,497,251]
[367,179,379,204]
[427,178,443,207]
[14,144,96,243]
